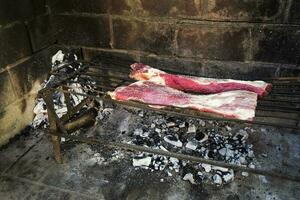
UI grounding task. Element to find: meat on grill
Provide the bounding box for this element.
[130,63,272,98]
[108,81,258,121]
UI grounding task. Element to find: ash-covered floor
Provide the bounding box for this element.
[1,105,300,200]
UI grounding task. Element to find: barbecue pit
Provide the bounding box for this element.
[1,1,300,199]
[37,52,300,183]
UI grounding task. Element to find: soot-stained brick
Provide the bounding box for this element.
[110,0,284,22]
[201,0,284,22]
[177,25,250,61]
[288,1,300,24]
[52,15,110,48]
[0,23,32,70]
[111,0,202,17]
[0,0,46,26]
[252,26,300,64]
[0,71,17,110]
[27,14,55,52]
[113,18,175,55]
[3,46,55,100]
[49,0,109,14]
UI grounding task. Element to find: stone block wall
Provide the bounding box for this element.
[0,0,53,145]
[48,0,300,78]
[1,0,300,145]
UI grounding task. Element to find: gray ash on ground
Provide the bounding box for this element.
[96,106,256,186]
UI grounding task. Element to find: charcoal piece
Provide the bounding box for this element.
[195,131,208,143]
[208,150,215,158]
[133,135,146,146]
[195,172,205,183]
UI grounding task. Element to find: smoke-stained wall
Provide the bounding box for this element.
[0,0,53,145]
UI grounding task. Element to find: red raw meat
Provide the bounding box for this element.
[108,81,258,121]
[130,63,272,98]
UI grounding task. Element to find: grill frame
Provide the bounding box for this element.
[39,59,300,182]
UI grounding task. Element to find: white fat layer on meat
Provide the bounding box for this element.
[146,68,164,78]
[189,90,257,120]
[139,65,269,88]
[107,91,116,100]
[185,104,255,121]
[148,76,165,85]
[187,75,268,88]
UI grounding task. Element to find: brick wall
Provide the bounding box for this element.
[0,0,54,145]
[49,0,300,78]
[1,0,300,145]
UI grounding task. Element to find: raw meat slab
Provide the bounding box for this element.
[130,63,272,98]
[108,81,258,121]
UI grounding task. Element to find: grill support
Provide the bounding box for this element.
[39,60,300,183]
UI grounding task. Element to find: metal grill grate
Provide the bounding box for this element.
[48,59,300,130]
[39,58,300,182]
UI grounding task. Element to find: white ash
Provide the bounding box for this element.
[96,108,114,121]
[241,171,249,177]
[31,50,92,129]
[222,170,234,183]
[164,135,183,147]
[186,140,198,150]
[201,163,212,173]
[125,110,256,186]
[212,174,223,185]
[183,173,196,184]
[133,156,152,167]
[187,124,196,133]
[82,145,125,166]
[51,50,65,67]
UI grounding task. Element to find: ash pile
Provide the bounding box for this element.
[99,107,256,186]
[32,50,96,129]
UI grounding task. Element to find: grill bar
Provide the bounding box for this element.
[53,133,300,182]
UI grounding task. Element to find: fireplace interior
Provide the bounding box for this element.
[0,0,300,199]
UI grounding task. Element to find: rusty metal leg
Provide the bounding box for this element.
[42,90,63,163]
[51,135,62,163]
[63,86,73,111]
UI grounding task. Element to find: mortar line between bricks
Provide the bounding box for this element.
[0,43,54,74]
[0,174,101,199]
[284,0,293,23]
[1,134,45,175]
[53,12,300,28]
[0,13,50,31]
[109,14,114,49]
[0,57,30,74]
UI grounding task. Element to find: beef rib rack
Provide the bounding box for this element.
[108,81,258,121]
[130,63,272,98]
